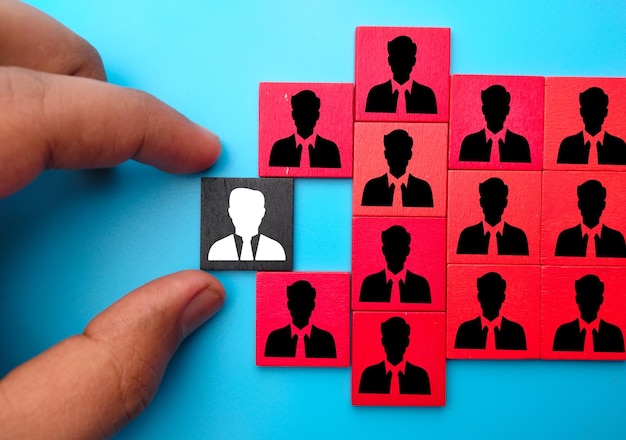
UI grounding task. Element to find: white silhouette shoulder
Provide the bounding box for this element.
[208,235,238,261]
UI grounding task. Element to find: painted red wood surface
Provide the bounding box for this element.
[256,272,351,367]
[544,77,626,171]
[353,122,448,217]
[258,82,353,178]
[352,311,446,406]
[541,266,626,360]
[447,170,541,265]
[542,171,626,266]
[449,74,544,170]
[355,26,450,123]
[352,217,446,312]
[447,265,540,360]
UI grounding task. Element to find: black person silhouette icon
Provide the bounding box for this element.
[456,177,528,255]
[359,225,430,304]
[459,84,530,163]
[358,317,430,394]
[269,90,341,168]
[365,36,437,114]
[264,280,337,358]
[361,129,433,207]
[207,187,286,261]
[557,87,626,165]
[555,180,626,257]
[454,272,526,350]
[553,275,624,352]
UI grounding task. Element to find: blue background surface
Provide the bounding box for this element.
[2,0,626,438]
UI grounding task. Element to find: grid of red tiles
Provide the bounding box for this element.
[256,26,626,407]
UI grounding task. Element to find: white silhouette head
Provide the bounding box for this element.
[228,187,266,238]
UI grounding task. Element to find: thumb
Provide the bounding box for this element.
[0,270,225,440]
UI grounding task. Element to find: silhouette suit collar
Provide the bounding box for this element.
[578,317,600,334]
[290,323,312,339]
[386,172,409,189]
[485,127,506,146]
[481,315,503,331]
[391,79,412,95]
[385,268,407,284]
[583,129,606,146]
[295,132,317,149]
[581,223,603,239]
[384,359,407,375]
[482,220,504,237]
[234,234,260,259]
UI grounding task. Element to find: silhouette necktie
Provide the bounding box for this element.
[297,136,314,168]
[387,363,402,394]
[393,81,411,115]
[388,272,403,304]
[582,224,601,257]
[487,130,506,162]
[485,321,497,350]
[294,329,307,358]
[484,224,502,255]
[240,237,254,261]
[581,321,595,353]
[388,174,407,207]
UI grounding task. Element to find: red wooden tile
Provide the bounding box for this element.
[355,26,450,123]
[352,122,447,217]
[544,77,626,171]
[256,272,350,367]
[541,266,626,360]
[542,171,626,265]
[258,82,353,178]
[449,74,544,171]
[448,170,541,265]
[352,311,446,406]
[447,265,540,360]
[352,217,446,312]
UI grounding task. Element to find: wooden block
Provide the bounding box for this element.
[544,77,626,171]
[542,171,626,265]
[541,266,626,360]
[354,26,450,123]
[352,122,447,217]
[256,272,350,367]
[258,82,353,178]
[447,265,541,360]
[352,311,446,406]
[449,74,544,171]
[448,170,541,265]
[352,217,446,312]
[200,178,293,271]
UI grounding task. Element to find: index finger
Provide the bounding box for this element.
[0,67,221,198]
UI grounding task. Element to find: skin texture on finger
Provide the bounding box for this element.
[0,270,225,440]
[0,0,106,80]
[0,67,221,198]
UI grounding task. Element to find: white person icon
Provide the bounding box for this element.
[208,187,286,261]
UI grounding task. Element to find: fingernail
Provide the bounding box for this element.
[181,285,225,338]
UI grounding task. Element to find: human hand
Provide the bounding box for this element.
[0,2,225,438]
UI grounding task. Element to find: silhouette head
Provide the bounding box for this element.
[383,129,413,178]
[291,90,320,138]
[387,36,417,85]
[579,87,609,136]
[381,225,411,274]
[476,272,507,321]
[286,280,316,329]
[577,179,606,228]
[380,316,411,366]
[481,84,511,133]
[478,178,509,226]
[574,274,605,324]
[228,188,266,237]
